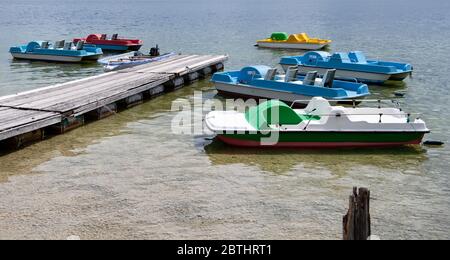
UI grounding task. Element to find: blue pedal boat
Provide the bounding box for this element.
[211,66,370,107]
[9,40,103,63]
[279,51,413,84]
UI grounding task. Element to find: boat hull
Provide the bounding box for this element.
[215,82,361,107]
[388,71,412,81]
[104,60,149,72]
[280,64,391,84]
[82,54,103,61]
[95,44,142,52]
[11,52,101,62]
[217,131,426,148]
[11,53,84,62]
[257,42,328,50]
[103,53,177,71]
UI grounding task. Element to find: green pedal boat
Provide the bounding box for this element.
[205,97,429,148]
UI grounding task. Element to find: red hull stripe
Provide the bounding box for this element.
[218,135,421,148]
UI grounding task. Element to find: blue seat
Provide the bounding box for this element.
[285,67,298,82]
[264,68,278,81]
[321,69,336,88]
[303,71,318,85]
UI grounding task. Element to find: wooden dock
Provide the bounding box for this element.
[0,54,228,149]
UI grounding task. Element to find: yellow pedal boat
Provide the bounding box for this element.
[256,32,331,50]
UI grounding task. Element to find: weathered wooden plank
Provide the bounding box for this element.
[136,55,222,75]
[70,77,171,116]
[124,55,201,73]
[0,109,61,141]
[0,55,227,110]
[0,109,55,127]
[50,76,167,112]
[0,54,228,143]
[0,56,192,103]
[8,73,170,113]
[0,72,116,103]
[0,55,226,107]
[131,55,227,75]
[0,72,155,108]
[2,69,170,115]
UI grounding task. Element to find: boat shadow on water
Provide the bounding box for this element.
[0,82,211,182]
[10,58,101,66]
[201,137,428,175]
[365,80,409,99]
[8,59,103,80]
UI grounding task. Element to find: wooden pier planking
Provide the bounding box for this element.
[0,55,222,110]
[0,55,201,106]
[131,55,228,75]
[0,107,61,141]
[3,73,170,114]
[0,54,228,143]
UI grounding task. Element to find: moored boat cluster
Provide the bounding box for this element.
[7,31,429,149]
[9,34,177,71]
[205,32,428,148]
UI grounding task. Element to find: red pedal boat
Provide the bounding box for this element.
[73,34,143,52]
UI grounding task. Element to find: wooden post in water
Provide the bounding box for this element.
[343,187,371,240]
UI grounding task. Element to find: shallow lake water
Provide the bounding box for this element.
[0,0,449,239]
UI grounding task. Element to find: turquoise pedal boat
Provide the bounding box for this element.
[211,66,370,107]
[9,40,103,63]
[280,51,413,84]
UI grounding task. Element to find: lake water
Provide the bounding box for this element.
[0,0,449,239]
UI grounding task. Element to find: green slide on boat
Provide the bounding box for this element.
[270,32,289,41]
[245,100,320,130]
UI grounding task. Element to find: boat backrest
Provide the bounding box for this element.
[303,71,318,86]
[331,53,351,63]
[285,67,298,82]
[101,34,107,40]
[76,40,85,50]
[41,41,49,49]
[321,69,336,88]
[54,40,65,49]
[348,51,368,64]
[304,97,332,116]
[112,34,119,40]
[264,68,278,81]
[64,42,73,50]
[297,33,310,41]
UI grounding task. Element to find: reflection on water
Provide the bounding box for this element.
[203,138,428,175]
[4,59,102,93]
[0,0,449,240]
[0,84,202,182]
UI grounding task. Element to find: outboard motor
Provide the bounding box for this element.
[149,45,160,57]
